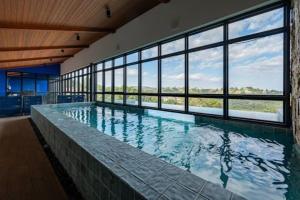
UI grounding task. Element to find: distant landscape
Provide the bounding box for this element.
[97,85,283,113]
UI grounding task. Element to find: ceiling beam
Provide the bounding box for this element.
[0,23,115,33]
[0,45,89,52]
[0,55,72,63]
[0,62,62,70]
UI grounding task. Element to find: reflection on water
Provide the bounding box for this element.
[60,105,300,200]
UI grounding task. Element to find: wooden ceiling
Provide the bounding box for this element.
[0,0,165,69]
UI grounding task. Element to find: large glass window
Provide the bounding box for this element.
[229,99,283,122]
[189,47,223,94]
[229,8,283,39]
[97,72,103,92]
[126,64,138,93]
[189,26,223,48]
[162,38,185,55]
[229,34,283,95]
[114,68,123,92]
[161,55,185,94]
[142,60,158,93]
[105,71,112,92]
[69,4,288,125]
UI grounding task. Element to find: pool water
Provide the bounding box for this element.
[58,104,300,200]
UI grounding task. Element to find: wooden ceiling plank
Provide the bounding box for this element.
[0,45,89,51]
[0,55,72,63]
[0,23,115,33]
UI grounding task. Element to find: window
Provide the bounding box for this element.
[229,8,283,39]
[105,71,112,92]
[22,78,35,94]
[126,95,138,105]
[189,98,223,115]
[161,97,185,111]
[189,26,223,48]
[142,60,158,93]
[105,60,112,69]
[142,46,158,60]
[36,80,48,96]
[114,68,123,92]
[126,52,139,64]
[97,72,103,92]
[126,64,138,93]
[161,55,185,94]
[114,57,124,66]
[105,94,112,102]
[229,34,283,95]
[142,96,158,108]
[189,47,223,94]
[228,99,283,122]
[162,38,185,55]
[114,94,123,104]
[61,4,288,125]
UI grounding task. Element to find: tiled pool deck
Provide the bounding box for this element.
[31,102,292,200]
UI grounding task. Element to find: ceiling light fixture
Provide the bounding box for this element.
[105,5,111,18]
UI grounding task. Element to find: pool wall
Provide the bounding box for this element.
[31,102,245,200]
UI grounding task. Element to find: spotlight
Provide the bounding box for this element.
[76,33,80,41]
[105,5,111,18]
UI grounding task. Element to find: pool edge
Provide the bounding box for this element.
[31,103,246,200]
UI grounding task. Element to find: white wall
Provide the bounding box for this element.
[61,0,278,74]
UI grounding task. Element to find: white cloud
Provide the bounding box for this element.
[189,26,223,48]
[127,68,138,76]
[229,8,283,38]
[161,38,185,55]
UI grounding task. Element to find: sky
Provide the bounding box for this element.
[100,8,284,92]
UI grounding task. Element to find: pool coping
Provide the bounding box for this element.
[31,102,247,200]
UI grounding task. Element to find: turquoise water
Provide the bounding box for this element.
[58,104,300,200]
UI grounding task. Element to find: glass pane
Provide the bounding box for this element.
[161,97,185,111]
[114,94,123,104]
[142,46,158,60]
[142,60,158,93]
[126,52,139,63]
[22,78,35,94]
[105,60,113,69]
[189,47,223,94]
[229,34,283,95]
[83,75,87,92]
[142,96,158,108]
[114,68,123,92]
[105,94,112,102]
[189,26,223,48]
[96,94,102,101]
[126,64,138,93]
[126,95,138,105]
[36,80,48,95]
[105,71,112,92]
[162,55,185,93]
[162,38,185,55]
[189,98,223,115]
[97,63,103,71]
[114,57,124,66]
[229,8,283,39]
[7,77,21,93]
[229,99,283,122]
[97,72,102,92]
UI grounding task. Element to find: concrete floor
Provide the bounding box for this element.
[0,116,68,200]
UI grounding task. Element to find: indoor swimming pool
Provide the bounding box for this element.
[56,103,300,200]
